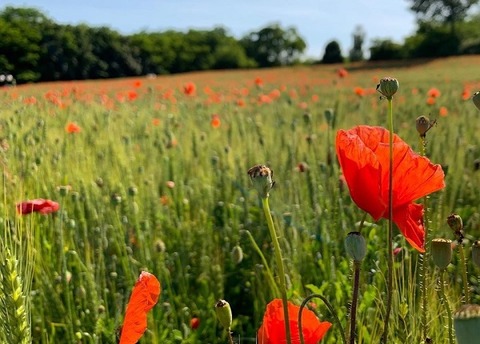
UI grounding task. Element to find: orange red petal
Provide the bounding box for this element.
[119,271,161,344]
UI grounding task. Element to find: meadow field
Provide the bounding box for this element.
[1,55,480,343]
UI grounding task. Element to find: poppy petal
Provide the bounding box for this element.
[336,128,386,220]
[392,203,425,252]
[119,271,161,344]
[257,299,331,344]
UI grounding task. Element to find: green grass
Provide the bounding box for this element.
[1,56,480,343]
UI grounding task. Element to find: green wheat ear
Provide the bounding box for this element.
[0,249,31,344]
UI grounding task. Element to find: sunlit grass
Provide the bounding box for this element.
[1,55,480,343]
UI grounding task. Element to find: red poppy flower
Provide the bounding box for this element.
[336,126,445,252]
[190,317,200,330]
[119,271,161,344]
[427,87,441,98]
[65,122,81,133]
[211,114,221,128]
[257,299,331,344]
[183,82,196,96]
[337,68,348,78]
[16,199,60,215]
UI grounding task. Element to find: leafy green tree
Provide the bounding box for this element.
[0,6,51,82]
[241,24,306,67]
[409,0,479,35]
[322,40,343,64]
[349,25,366,62]
[369,39,406,60]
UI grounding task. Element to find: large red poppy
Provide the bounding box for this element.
[16,199,60,215]
[119,271,161,344]
[336,125,445,252]
[257,299,331,344]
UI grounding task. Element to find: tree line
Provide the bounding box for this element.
[1,2,479,84]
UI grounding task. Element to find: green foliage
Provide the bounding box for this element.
[369,39,406,61]
[240,23,307,67]
[349,25,366,62]
[322,40,343,64]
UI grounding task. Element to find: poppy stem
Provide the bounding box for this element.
[438,269,454,344]
[243,230,280,296]
[227,329,234,344]
[298,294,347,344]
[458,244,470,304]
[261,197,292,344]
[419,134,431,342]
[348,260,361,344]
[382,97,394,344]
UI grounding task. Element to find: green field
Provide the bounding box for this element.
[1,55,480,343]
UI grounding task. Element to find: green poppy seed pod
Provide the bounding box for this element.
[231,245,243,265]
[376,77,399,99]
[454,304,480,344]
[472,91,480,111]
[431,238,452,270]
[215,299,232,330]
[472,241,480,267]
[247,165,275,198]
[344,232,367,262]
[416,115,431,138]
[324,108,335,125]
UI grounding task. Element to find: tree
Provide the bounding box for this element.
[409,0,479,35]
[241,24,306,67]
[322,40,343,64]
[369,39,405,60]
[349,25,365,62]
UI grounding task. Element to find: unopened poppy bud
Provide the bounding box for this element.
[454,304,480,344]
[247,165,275,198]
[472,241,480,267]
[324,108,335,125]
[416,115,431,137]
[344,232,367,262]
[472,91,480,111]
[447,213,464,241]
[376,77,399,99]
[231,245,243,264]
[215,299,232,330]
[431,238,452,270]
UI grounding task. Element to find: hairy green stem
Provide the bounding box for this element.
[243,230,280,296]
[419,135,430,343]
[349,260,361,344]
[298,294,346,344]
[458,245,470,303]
[382,97,394,344]
[261,197,292,344]
[438,270,454,344]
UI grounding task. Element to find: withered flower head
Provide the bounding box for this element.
[447,213,464,242]
[247,164,275,198]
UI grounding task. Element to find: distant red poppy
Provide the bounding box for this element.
[183,82,196,96]
[354,87,365,97]
[254,77,263,87]
[336,126,445,252]
[211,114,221,128]
[65,122,81,133]
[427,87,441,98]
[119,271,161,344]
[16,199,60,215]
[190,317,200,330]
[439,106,448,117]
[426,97,436,105]
[461,88,471,100]
[257,299,331,344]
[337,68,348,78]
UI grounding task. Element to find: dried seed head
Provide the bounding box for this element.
[415,115,436,138]
[215,299,233,330]
[447,213,464,242]
[472,91,480,111]
[345,232,367,262]
[431,238,452,270]
[454,304,480,344]
[376,77,399,99]
[247,164,275,198]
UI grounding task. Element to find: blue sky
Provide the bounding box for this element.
[7,0,417,58]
